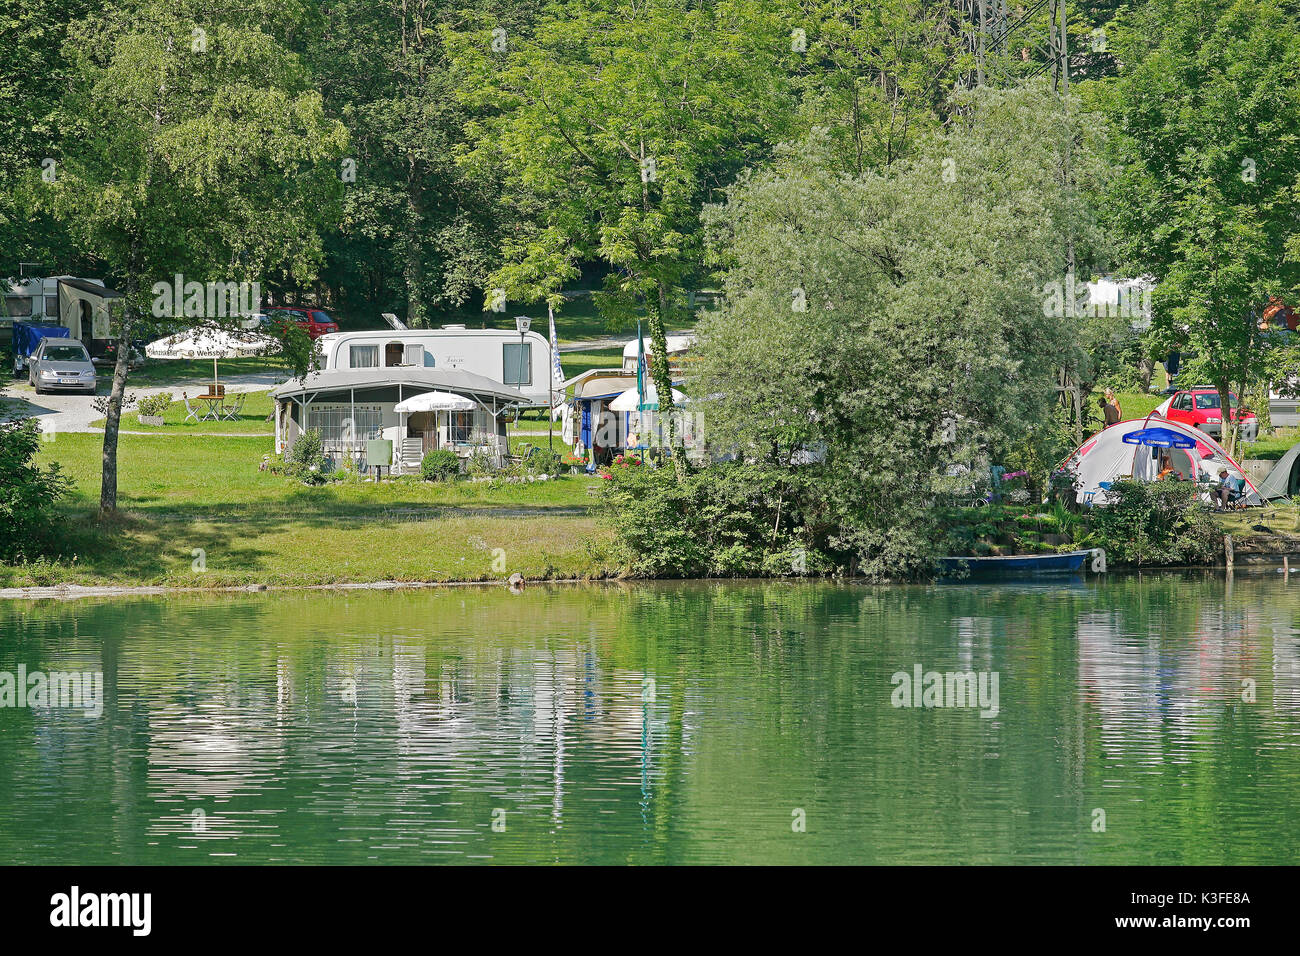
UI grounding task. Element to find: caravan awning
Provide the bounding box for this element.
[270,366,530,405]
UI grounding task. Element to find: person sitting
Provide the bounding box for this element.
[1157,453,1178,481]
[1214,468,1246,509]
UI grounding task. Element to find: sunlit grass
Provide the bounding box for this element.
[9,432,611,588]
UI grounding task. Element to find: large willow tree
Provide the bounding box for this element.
[694,83,1109,577]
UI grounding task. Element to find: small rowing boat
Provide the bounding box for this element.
[936,549,1093,578]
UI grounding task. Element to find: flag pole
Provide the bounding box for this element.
[548,303,556,451]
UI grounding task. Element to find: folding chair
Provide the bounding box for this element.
[181,393,201,424]
[221,392,246,421]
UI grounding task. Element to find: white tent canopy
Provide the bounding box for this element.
[1061,416,1261,506]
[394,390,476,413]
[622,333,697,364]
[608,383,687,412]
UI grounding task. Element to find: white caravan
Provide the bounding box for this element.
[315,325,553,406]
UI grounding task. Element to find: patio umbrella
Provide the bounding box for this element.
[394,391,476,413]
[1120,426,1197,449]
[145,327,279,392]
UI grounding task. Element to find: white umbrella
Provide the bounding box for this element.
[394,391,476,413]
[146,327,280,391]
[609,383,687,412]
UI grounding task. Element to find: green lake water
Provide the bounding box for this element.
[1,575,1298,865]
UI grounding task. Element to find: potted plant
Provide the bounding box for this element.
[137,393,172,427]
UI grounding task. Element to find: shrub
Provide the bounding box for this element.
[137,393,173,418]
[271,429,343,484]
[523,449,562,477]
[466,449,495,477]
[593,458,842,578]
[1084,479,1221,566]
[421,448,460,481]
[0,416,71,561]
[288,429,325,468]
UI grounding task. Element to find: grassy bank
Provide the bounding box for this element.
[91,389,276,434]
[7,432,611,589]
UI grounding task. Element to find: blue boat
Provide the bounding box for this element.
[936,549,1093,578]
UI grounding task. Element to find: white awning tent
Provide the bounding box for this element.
[608,383,687,412]
[1060,415,1261,506]
[394,391,475,413]
[621,334,697,366]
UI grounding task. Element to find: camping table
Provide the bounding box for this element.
[194,393,225,422]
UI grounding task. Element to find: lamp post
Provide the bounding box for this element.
[515,315,531,456]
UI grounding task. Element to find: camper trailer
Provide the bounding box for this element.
[315,325,553,406]
[2,275,123,363]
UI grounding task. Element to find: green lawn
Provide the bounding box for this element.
[91,389,276,434]
[7,432,611,589]
[1237,427,1300,461]
[124,355,292,388]
[560,346,623,379]
[1111,390,1166,420]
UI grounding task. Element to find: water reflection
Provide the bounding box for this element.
[1,575,1298,864]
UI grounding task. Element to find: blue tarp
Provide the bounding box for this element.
[12,321,70,359]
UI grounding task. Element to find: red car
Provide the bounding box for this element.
[262,306,339,340]
[1163,387,1258,441]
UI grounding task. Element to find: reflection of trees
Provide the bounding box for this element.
[1,575,1298,863]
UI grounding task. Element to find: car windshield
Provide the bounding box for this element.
[1194,393,1238,410]
[44,345,89,362]
[309,310,334,324]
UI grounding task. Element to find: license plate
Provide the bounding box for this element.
[58,379,78,385]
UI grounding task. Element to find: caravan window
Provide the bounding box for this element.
[503,343,531,386]
[3,296,32,317]
[350,344,379,368]
[44,296,59,317]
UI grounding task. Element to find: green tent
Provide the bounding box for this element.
[1258,441,1300,500]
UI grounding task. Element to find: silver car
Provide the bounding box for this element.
[29,340,98,394]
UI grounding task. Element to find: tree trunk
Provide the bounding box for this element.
[646,282,676,443]
[99,320,132,516]
[404,173,426,328]
[1216,381,1236,458]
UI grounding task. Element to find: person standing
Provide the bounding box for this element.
[1104,387,1122,421]
[1100,395,1120,428]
